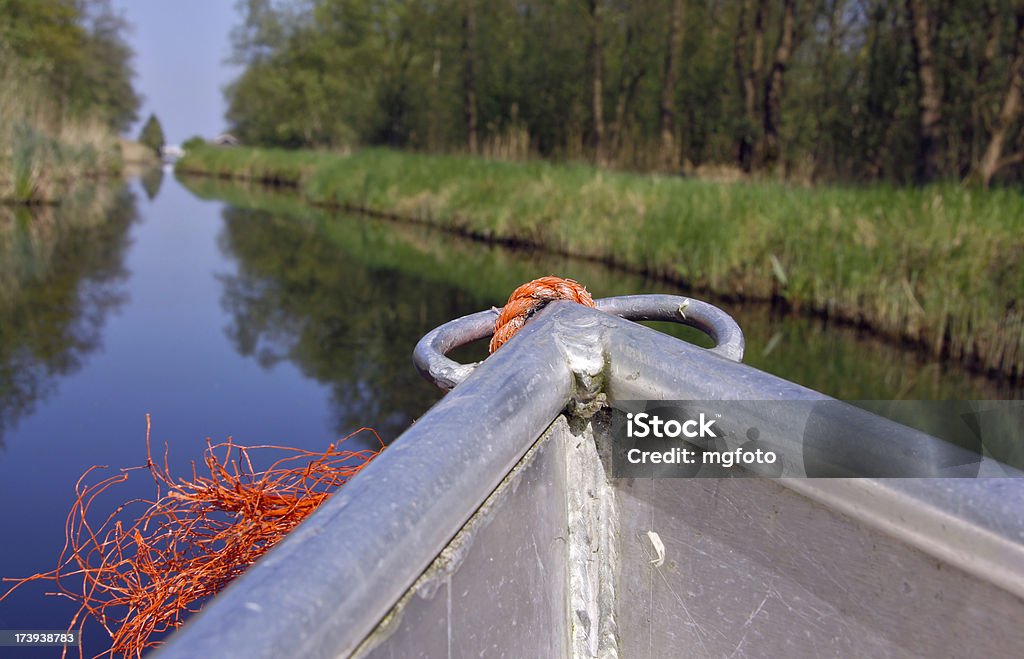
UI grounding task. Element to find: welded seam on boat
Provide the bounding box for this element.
[566,416,620,659]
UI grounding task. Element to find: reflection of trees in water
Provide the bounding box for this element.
[656,307,1021,401]
[0,187,137,445]
[140,167,164,201]
[216,207,475,440]
[211,185,1019,446]
[198,177,1019,426]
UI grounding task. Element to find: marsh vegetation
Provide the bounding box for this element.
[178,146,1024,380]
[0,1,139,203]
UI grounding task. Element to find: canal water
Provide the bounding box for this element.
[1,172,1019,654]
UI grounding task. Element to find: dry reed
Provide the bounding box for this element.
[0,50,122,203]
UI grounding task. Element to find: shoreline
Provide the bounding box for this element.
[175,146,1024,382]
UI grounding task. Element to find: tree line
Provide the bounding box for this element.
[0,0,140,132]
[226,0,1024,187]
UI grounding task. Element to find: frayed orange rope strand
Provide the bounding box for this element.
[490,276,596,352]
[0,415,383,658]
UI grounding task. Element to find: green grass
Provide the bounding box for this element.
[177,145,1024,379]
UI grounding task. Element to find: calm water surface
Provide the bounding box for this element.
[0,172,1019,654]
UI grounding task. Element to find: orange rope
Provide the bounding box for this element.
[490,276,596,353]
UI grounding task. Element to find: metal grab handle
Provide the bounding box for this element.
[595,295,745,363]
[413,294,745,390]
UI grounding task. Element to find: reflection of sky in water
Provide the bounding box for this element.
[0,174,1020,655]
[0,194,137,444]
[0,178,411,655]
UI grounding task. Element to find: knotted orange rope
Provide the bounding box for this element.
[489,276,596,352]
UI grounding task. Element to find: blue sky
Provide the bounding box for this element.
[112,0,241,144]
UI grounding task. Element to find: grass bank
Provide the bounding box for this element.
[176,146,1024,379]
[180,176,1021,405]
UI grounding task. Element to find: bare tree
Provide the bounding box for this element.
[906,0,943,182]
[462,0,479,154]
[762,0,797,171]
[733,0,766,172]
[589,0,607,165]
[974,6,1024,187]
[965,2,1001,174]
[813,0,847,179]
[610,19,647,159]
[659,0,684,170]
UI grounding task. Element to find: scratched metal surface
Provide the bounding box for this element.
[614,473,1024,658]
[354,419,570,659]
[354,415,1024,659]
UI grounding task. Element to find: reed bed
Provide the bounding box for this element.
[0,61,122,204]
[177,146,1024,379]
